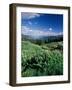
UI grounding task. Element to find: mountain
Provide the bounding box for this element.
[22,34,63,42]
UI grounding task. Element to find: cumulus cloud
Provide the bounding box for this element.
[49,27,53,31]
[28,21,32,25]
[21,12,40,19]
[21,26,63,37]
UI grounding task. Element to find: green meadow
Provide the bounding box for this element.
[21,39,63,77]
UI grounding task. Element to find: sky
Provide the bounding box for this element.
[21,12,63,37]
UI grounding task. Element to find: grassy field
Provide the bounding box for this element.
[21,40,63,77]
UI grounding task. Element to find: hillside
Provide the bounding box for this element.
[21,41,63,77]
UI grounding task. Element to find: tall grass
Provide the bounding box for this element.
[21,41,63,77]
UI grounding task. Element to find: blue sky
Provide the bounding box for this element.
[21,12,63,37]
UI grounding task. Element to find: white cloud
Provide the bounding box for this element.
[21,12,40,19]
[49,27,53,31]
[58,32,63,35]
[28,21,32,25]
[21,26,63,37]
